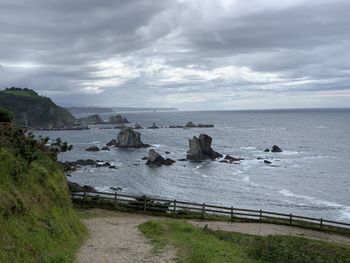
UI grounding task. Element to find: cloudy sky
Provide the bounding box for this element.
[1,0,350,110]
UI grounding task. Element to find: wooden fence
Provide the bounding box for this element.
[71,190,350,232]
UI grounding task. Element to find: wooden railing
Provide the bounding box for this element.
[71,190,350,232]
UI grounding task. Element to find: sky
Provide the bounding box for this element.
[0,0,350,110]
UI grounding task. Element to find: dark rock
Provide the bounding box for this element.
[109,114,129,124]
[85,145,100,151]
[185,121,196,128]
[271,145,282,152]
[67,181,96,192]
[219,160,229,163]
[224,155,241,162]
[257,157,264,160]
[147,122,159,129]
[95,161,111,167]
[264,160,272,164]
[186,134,222,161]
[106,139,117,146]
[101,146,110,151]
[177,158,187,161]
[169,125,184,128]
[108,165,117,169]
[141,156,148,160]
[134,123,143,129]
[197,123,214,128]
[115,127,149,148]
[263,148,270,152]
[165,151,171,154]
[145,149,175,166]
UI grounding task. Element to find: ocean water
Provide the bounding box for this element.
[35,109,350,222]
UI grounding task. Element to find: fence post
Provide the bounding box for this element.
[320,218,323,229]
[202,203,205,219]
[259,209,262,223]
[173,199,177,214]
[231,207,234,221]
[114,192,117,209]
[289,213,293,225]
[83,191,86,207]
[143,196,147,212]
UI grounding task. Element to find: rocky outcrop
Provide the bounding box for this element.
[85,145,100,151]
[61,159,116,172]
[67,181,96,192]
[145,149,176,166]
[185,121,196,128]
[184,122,214,128]
[109,114,129,124]
[78,114,104,124]
[263,148,270,152]
[101,146,110,151]
[106,139,117,146]
[134,123,143,129]
[115,127,149,148]
[186,134,222,161]
[147,122,159,129]
[271,145,282,152]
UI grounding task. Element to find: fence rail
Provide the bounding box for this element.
[71,190,350,232]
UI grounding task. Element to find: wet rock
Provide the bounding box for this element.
[224,155,241,162]
[108,165,117,169]
[264,148,270,152]
[271,145,283,152]
[177,158,187,161]
[165,151,171,154]
[141,156,148,160]
[146,149,175,166]
[106,139,117,146]
[85,145,100,151]
[101,146,110,151]
[197,123,214,128]
[110,186,122,191]
[115,127,149,148]
[147,122,159,129]
[185,121,196,128]
[109,114,129,124]
[264,160,272,164]
[186,134,222,161]
[67,181,96,192]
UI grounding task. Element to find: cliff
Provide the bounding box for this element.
[0,87,76,129]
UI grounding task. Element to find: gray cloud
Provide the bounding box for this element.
[0,0,349,110]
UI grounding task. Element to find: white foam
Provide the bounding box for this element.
[243,176,250,182]
[339,207,350,220]
[240,146,257,150]
[152,144,162,148]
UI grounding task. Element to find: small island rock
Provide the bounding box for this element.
[109,114,129,124]
[85,145,100,151]
[186,134,222,161]
[115,127,149,148]
[146,149,175,166]
[271,145,282,152]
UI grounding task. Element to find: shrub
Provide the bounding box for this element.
[0,108,12,122]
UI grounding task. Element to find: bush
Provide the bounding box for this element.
[0,108,12,122]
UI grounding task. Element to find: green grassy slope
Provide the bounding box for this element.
[0,123,86,262]
[139,219,350,263]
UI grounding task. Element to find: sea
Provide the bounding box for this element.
[35,108,350,223]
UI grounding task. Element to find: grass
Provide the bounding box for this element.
[0,123,86,262]
[139,219,350,263]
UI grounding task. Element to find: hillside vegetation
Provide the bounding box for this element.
[0,87,76,129]
[0,121,86,262]
[139,219,350,263]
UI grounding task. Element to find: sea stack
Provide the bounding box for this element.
[186,134,222,161]
[115,127,149,148]
[146,149,176,166]
[109,114,129,124]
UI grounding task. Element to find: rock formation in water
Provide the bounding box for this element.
[78,114,104,124]
[115,127,149,148]
[147,122,159,129]
[185,121,196,128]
[271,145,282,152]
[85,145,100,151]
[145,149,176,166]
[134,123,143,129]
[186,134,222,161]
[109,114,129,124]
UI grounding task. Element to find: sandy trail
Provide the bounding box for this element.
[189,220,350,244]
[76,210,176,263]
[76,210,350,262]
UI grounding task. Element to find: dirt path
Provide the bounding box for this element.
[76,210,176,263]
[76,210,350,263]
[189,220,350,244]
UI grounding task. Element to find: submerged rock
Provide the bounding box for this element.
[145,149,175,166]
[271,145,282,152]
[197,123,214,128]
[115,127,149,148]
[264,160,272,164]
[101,146,110,151]
[224,155,241,162]
[186,134,222,161]
[85,145,100,151]
[263,148,270,152]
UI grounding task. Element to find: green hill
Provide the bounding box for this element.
[0,121,86,262]
[0,88,76,129]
